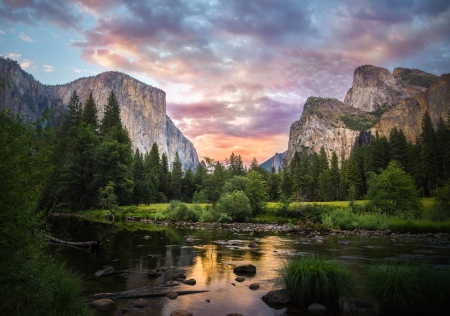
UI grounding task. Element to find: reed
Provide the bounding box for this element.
[279,255,354,310]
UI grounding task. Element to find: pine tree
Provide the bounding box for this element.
[267,166,281,201]
[419,111,437,196]
[100,90,121,136]
[181,167,195,202]
[159,152,170,201]
[330,151,340,200]
[81,92,99,130]
[171,152,183,200]
[389,127,408,169]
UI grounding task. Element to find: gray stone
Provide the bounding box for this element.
[167,291,179,300]
[132,298,148,308]
[183,278,196,285]
[307,303,328,314]
[89,299,115,310]
[172,273,186,280]
[233,264,256,274]
[262,289,290,305]
[235,276,245,282]
[170,309,193,316]
[249,283,260,290]
[248,242,259,248]
[94,266,115,278]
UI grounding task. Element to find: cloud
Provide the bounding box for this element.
[0,0,81,29]
[0,30,5,35]
[3,0,450,164]
[42,64,53,72]
[19,32,33,42]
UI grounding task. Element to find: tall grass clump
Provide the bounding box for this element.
[322,207,388,230]
[365,263,450,315]
[279,255,355,310]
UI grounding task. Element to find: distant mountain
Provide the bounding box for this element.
[285,65,447,165]
[260,151,286,171]
[0,57,199,170]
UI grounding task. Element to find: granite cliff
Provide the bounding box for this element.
[0,57,199,170]
[285,65,445,164]
[260,151,286,171]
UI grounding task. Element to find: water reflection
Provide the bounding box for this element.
[47,217,450,316]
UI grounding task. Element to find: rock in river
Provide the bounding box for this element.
[132,298,148,308]
[233,264,256,274]
[262,289,290,306]
[89,299,115,310]
[170,309,193,316]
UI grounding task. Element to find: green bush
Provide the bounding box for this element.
[365,263,450,315]
[322,207,388,230]
[429,183,450,221]
[387,219,450,234]
[287,203,334,222]
[218,213,233,223]
[279,255,354,310]
[166,200,200,222]
[216,191,252,222]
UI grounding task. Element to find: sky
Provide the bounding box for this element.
[1,0,450,166]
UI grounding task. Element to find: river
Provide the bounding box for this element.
[47,216,450,316]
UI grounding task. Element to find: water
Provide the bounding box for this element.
[47,217,450,315]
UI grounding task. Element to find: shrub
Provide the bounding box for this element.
[322,207,388,230]
[429,183,450,221]
[218,212,233,223]
[365,263,450,316]
[216,191,252,222]
[279,255,354,310]
[166,200,200,222]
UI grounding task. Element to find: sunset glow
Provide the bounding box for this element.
[1,0,449,165]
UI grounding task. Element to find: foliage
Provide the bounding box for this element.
[0,111,90,315]
[387,219,450,234]
[366,161,421,217]
[365,263,450,316]
[98,181,118,213]
[245,170,268,214]
[429,183,450,221]
[279,255,354,310]
[340,106,390,131]
[166,200,200,222]
[322,207,388,230]
[216,191,252,222]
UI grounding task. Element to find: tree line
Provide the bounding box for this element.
[32,89,450,211]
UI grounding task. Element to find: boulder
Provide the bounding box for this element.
[170,309,193,316]
[307,303,328,314]
[235,276,245,282]
[248,242,259,248]
[262,289,290,306]
[89,299,115,310]
[233,264,256,274]
[94,266,115,278]
[132,298,148,308]
[249,283,260,290]
[183,278,196,285]
[167,291,179,300]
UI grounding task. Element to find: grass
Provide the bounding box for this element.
[387,218,450,234]
[279,255,355,310]
[365,263,450,316]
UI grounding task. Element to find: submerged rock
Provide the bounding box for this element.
[183,278,196,285]
[235,276,245,282]
[262,289,290,306]
[94,266,115,278]
[248,242,259,248]
[233,264,256,274]
[249,283,260,290]
[132,298,148,308]
[307,303,328,314]
[167,291,179,300]
[89,299,115,310]
[170,309,193,316]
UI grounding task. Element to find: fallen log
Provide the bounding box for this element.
[91,283,208,300]
[46,236,109,249]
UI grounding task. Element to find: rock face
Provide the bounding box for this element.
[260,151,286,171]
[344,65,427,112]
[285,97,362,163]
[372,74,450,142]
[286,65,446,165]
[0,57,199,170]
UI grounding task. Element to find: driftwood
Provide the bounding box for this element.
[46,236,109,249]
[91,282,208,300]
